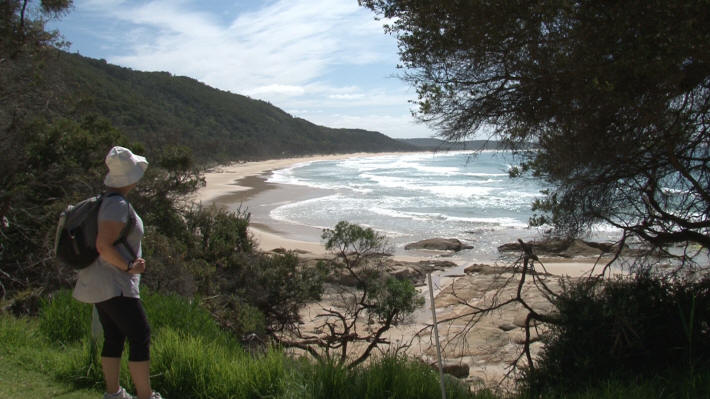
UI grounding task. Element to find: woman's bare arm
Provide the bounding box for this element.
[96,220,145,273]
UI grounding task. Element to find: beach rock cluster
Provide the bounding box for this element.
[497,238,623,258]
[298,255,459,288]
[293,254,572,389]
[405,238,473,252]
[413,264,567,388]
[387,259,459,286]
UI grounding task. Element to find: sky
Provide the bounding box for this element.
[49,0,436,139]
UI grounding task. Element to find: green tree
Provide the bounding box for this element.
[361,1,710,253]
[2,0,73,228]
[525,273,710,395]
[1,0,72,59]
[281,221,423,368]
[0,117,131,295]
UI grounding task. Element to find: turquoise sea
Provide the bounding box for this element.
[260,151,620,261]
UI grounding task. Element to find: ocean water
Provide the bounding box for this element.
[265,151,616,261]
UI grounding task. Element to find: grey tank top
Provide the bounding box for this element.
[72,194,144,303]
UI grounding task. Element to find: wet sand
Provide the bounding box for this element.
[193,153,617,388]
[195,154,606,276]
[196,153,410,259]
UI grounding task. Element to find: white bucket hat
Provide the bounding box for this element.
[104,146,149,188]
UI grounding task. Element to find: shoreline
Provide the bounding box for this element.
[195,153,608,277]
[194,152,618,387]
[196,152,424,260]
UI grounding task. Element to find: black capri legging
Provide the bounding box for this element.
[95,295,151,362]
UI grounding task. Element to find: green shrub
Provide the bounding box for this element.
[545,369,710,399]
[203,295,266,341]
[240,252,323,333]
[141,230,198,297]
[39,289,92,344]
[524,273,710,396]
[184,204,254,263]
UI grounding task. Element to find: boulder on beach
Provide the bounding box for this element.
[463,264,512,275]
[440,360,470,378]
[389,260,458,286]
[497,238,623,258]
[405,238,473,252]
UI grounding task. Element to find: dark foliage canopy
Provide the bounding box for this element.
[526,273,710,395]
[362,0,710,251]
[0,0,71,59]
[40,52,414,164]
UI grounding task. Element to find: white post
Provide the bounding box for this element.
[428,273,447,399]
[91,305,102,339]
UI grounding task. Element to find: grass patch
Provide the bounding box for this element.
[286,355,494,399]
[0,314,100,398]
[151,327,285,398]
[9,289,707,399]
[39,290,92,344]
[141,289,224,341]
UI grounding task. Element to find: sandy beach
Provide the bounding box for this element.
[194,153,614,387]
[195,153,394,258]
[194,152,605,276]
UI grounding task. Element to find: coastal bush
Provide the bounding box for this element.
[362,1,710,254]
[140,229,199,296]
[523,273,710,395]
[200,294,267,342]
[184,204,254,265]
[278,221,424,368]
[1,116,133,296]
[241,252,324,333]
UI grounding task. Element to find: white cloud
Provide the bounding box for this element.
[328,93,365,100]
[302,112,434,139]
[62,0,434,138]
[247,84,306,97]
[91,0,393,94]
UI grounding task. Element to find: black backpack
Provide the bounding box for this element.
[54,192,135,269]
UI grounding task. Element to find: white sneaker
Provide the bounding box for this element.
[150,392,164,399]
[103,386,135,399]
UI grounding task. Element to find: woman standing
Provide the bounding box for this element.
[73,146,163,399]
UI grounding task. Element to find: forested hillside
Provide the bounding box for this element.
[46,51,415,163]
[398,138,512,151]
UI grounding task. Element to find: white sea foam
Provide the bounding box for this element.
[369,207,431,221]
[259,151,623,260]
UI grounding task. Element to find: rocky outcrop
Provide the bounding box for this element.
[498,238,624,258]
[313,257,459,287]
[441,361,470,378]
[388,260,458,286]
[414,269,567,388]
[405,238,473,252]
[463,263,511,275]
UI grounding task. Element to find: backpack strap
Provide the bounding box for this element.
[104,192,138,261]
